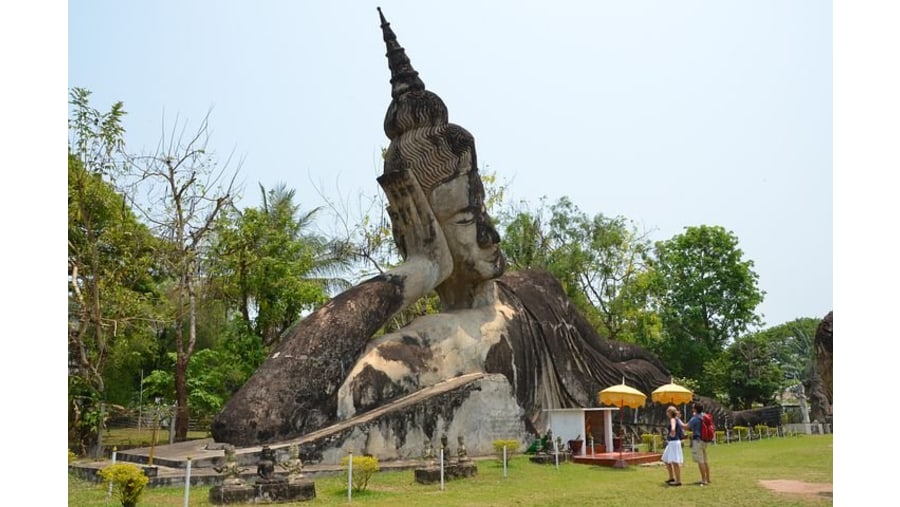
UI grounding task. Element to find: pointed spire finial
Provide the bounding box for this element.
[377,7,426,98]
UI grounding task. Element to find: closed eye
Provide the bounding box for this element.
[455,210,476,225]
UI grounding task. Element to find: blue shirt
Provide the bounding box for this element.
[688,414,703,440]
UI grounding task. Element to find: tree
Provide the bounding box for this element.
[706,332,784,409]
[68,88,161,456]
[498,196,653,340]
[125,112,238,440]
[208,183,353,347]
[760,317,827,421]
[648,225,765,393]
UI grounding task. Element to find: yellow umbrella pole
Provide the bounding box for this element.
[614,401,627,468]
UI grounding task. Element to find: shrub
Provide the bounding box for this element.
[715,430,726,443]
[98,463,149,507]
[641,433,663,452]
[68,448,77,463]
[492,439,521,461]
[732,425,749,440]
[340,455,379,492]
[754,424,770,438]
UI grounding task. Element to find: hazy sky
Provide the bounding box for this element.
[67,0,833,329]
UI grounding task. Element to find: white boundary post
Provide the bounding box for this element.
[347,451,353,503]
[108,446,117,498]
[503,445,508,478]
[440,447,445,491]
[554,439,559,470]
[183,457,192,507]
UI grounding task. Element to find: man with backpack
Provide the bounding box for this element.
[687,402,712,486]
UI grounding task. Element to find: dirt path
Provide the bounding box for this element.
[759,479,833,500]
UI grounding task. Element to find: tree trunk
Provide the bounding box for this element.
[174,352,189,441]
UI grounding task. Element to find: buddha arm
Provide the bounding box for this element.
[378,166,453,307]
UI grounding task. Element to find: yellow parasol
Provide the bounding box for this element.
[599,381,648,409]
[598,378,646,467]
[651,379,694,405]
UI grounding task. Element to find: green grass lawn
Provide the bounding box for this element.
[69,434,832,506]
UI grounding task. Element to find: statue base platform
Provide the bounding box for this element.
[529,452,571,465]
[414,461,477,484]
[209,480,316,504]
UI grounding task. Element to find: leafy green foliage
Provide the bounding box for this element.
[640,433,663,452]
[208,184,352,346]
[646,225,765,392]
[704,317,819,409]
[498,196,652,341]
[340,455,380,492]
[492,439,522,460]
[706,332,784,409]
[98,463,149,507]
[68,87,126,179]
[69,90,163,456]
[141,341,263,419]
[761,318,820,388]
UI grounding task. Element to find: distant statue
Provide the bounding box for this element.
[440,434,449,455]
[279,444,305,482]
[814,311,833,420]
[457,435,469,462]
[211,7,676,448]
[213,445,247,486]
[542,429,553,453]
[421,438,436,465]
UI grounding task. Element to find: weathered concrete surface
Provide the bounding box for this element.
[121,373,528,467]
[304,372,528,464]
[210,275,408,447]
[414,462,477,484]
[208,480,316,504]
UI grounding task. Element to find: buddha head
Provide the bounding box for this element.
[378,8,505,309]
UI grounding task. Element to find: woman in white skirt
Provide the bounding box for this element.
[662,405,685,486]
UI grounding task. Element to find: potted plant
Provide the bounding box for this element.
[567,434,583,455]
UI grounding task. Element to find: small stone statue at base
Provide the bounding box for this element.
[457,435,469,462]
[213,445,247,486]
[279,444,305,483]
[256,445,284,484]
[541,429,553,453]
[422,439,436,466]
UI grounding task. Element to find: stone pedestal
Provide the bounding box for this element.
[209,485,256,504]
[209,481,316,504]
[529,452,571,465]
[414,462,478,484]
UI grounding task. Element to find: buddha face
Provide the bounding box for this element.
[429,170,505,288]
